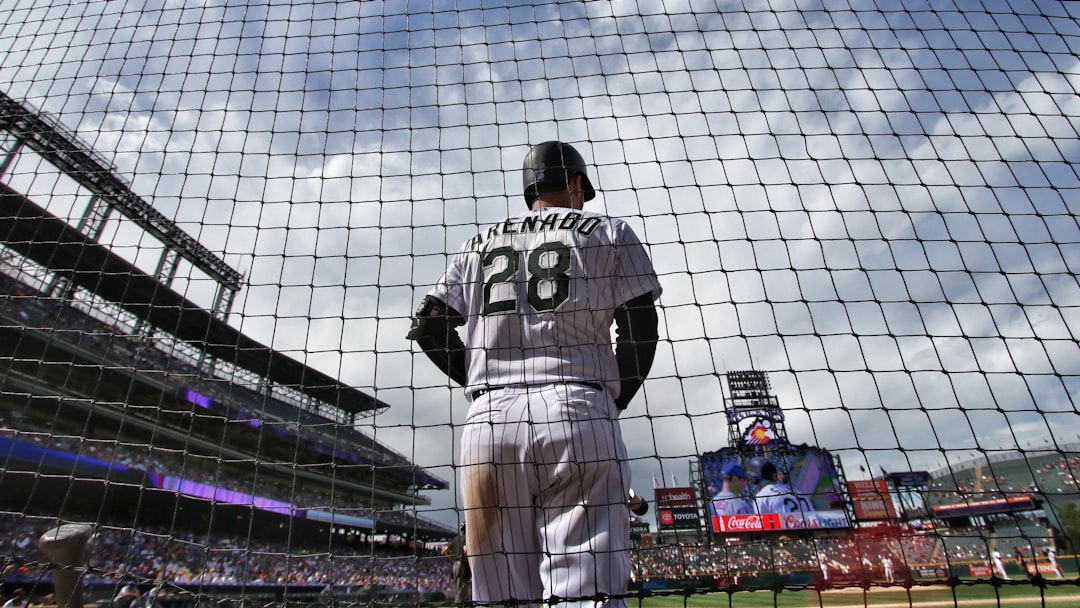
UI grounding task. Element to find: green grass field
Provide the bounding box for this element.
[633,581,1080,607]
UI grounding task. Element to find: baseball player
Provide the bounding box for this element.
[1047,547,1064,579]
[860,554,873,579]
[992,549,1009,580]
[711,462,752,516]
[817,550,829,582]
[881,554,895,583]
[408,141,662,608]
[754,460,815,514]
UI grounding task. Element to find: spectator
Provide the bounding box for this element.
[111,586,140,608]
[1,589,27,608]
[446,524,471,606]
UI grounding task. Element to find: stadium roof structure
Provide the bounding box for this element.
[0,89,243,293]
[0,181,388,416]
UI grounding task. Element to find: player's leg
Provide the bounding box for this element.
[461,391,543,607]
[533,384,631,608]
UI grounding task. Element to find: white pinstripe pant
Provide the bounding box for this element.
[461,383,631,608]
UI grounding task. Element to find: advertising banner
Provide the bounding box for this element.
[888,471,930,488]
[712,510,850,533]
[658,506,701,529]
[932,495,1036,519]
[655,487,698,508]
[848,479,897,521]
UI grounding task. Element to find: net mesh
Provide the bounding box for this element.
[0,0,1078,606]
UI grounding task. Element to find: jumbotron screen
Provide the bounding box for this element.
[701,443,851,533]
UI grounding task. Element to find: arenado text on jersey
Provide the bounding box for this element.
[464,210,602,250]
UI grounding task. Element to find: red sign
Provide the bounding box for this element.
[1027,563,1059,575]
[968,565,992,577]
[713,513,783,532]
[658,507,701,529]
[713,511,850,532]
[655,487,697,508]
[932,494,1035,518]
[848,479,897,521]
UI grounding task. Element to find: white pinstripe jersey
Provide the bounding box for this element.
[754,482,815,514]
[426,207,661,400]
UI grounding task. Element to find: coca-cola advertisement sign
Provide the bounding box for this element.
[712,510,850,533]
[714,513,782,532]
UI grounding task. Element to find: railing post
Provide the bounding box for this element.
[39,524,94,608]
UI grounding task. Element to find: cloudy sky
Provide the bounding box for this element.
[0,0,1077,529]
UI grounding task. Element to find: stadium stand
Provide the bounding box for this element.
[0,249,456,605]
[0,92,456,606]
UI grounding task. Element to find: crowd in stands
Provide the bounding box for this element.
[0,513,453,595]
[630,533,930,582]
[1035,454,1080,495]
[629,524,1065,584]
[0,508,1065,601]
[927,452,1080,507]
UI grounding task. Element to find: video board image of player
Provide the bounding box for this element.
[752,458,813,514]
[702,443,851,533]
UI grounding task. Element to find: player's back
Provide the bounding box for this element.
[755,482,812,513]
[453,208,632,389]
[712,491,752,516]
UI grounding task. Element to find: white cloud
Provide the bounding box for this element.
[1,0,1077,531]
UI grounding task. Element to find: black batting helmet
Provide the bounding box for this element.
[522,141,596,208]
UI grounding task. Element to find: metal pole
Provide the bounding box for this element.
[0,136,22,178]
[38,524,94,608]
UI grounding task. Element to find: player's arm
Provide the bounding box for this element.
[612,292,659,410]
[406,295,468,386]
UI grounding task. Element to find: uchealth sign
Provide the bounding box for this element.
[658,507,701,529]
[713,510,850,533]
[655,487,698,508]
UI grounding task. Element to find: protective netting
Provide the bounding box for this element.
[0,1,1078,607]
